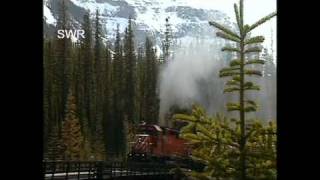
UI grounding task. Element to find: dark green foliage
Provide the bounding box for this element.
[136,46,145,123]
[44,2,161,161]
[123,18,137,124]
[143,37,160,124]
[108,25,127,159]
[44,39,56,150]
[103,43,113,158]
[79,12,92,123]
[44,125,64,161]
[54,0,72,129]
[92,9,106,160]
[78,10,94,141]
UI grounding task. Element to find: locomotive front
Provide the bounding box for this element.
[128,123,191,162]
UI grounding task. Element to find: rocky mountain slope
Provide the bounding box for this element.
[43,0,234,48]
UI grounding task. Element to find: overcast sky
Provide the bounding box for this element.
[184,0,277,60]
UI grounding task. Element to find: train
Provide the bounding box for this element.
[128,123,204,170]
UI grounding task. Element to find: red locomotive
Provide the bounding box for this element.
[128,123,192,162]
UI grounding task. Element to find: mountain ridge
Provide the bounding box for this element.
[43,0,234,48]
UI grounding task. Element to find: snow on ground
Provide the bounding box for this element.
[105,17,129,39]
[43,3,56,25]
[70,0,119,15]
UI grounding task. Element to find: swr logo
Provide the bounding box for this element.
[57,29,85,39]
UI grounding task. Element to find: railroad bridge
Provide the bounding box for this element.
[43,161,181,180]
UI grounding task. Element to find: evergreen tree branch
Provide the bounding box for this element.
[245,59,265,65]
[244,106,257,112]
[244,36,265,45]
[220,71,240,78]
[248,12,277,32]
[226,102,241,111]
[222,46,241,53]
[224,87,240,93]
[234,4,242,34]
[230,59,241,67]
[232,75,241,82]
[244,46,262,53]
[220,67,241,73]
[226,80,240,86]
[173,114,198,123]
[209,21,240,39]
[216,32,240,43]
[244,82,260,91]
[244,70,263,76]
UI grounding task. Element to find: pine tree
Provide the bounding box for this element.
[94,9,104,111]
[261,48,276,121]
[246,121,276,179]
[174,105,277,179]
[61,90,83,160]
[44,39,54,150]
[144,36,159,124]
[108,25,127,159]
[103,42,113,158]
[136,46,146,123]
[55,0,72,128]
[91,9,106,160]
[123,18,137,125]
[174,105,239,179]
[79,11,95,139]
[80,136,93,160]
[162,17,172,64]
[162,17,172,62]
[44,124,64,161]
[209,0,276,179]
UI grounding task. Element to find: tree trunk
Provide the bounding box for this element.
[239,39,246,180]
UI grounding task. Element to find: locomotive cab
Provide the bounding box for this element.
[128,124,163,161]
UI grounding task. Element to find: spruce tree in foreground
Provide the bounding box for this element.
[208,0,276,179]
[174,105,277,179]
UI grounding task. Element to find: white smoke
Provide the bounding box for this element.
[159,36,228,125]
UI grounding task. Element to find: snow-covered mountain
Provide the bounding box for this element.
[43,0,234,47]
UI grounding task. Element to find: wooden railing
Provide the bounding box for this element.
[43,161,173,179]
[43,161,100,179]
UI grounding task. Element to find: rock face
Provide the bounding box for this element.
[43,0,234,46]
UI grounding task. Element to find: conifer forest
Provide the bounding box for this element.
[43,0,277,179]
